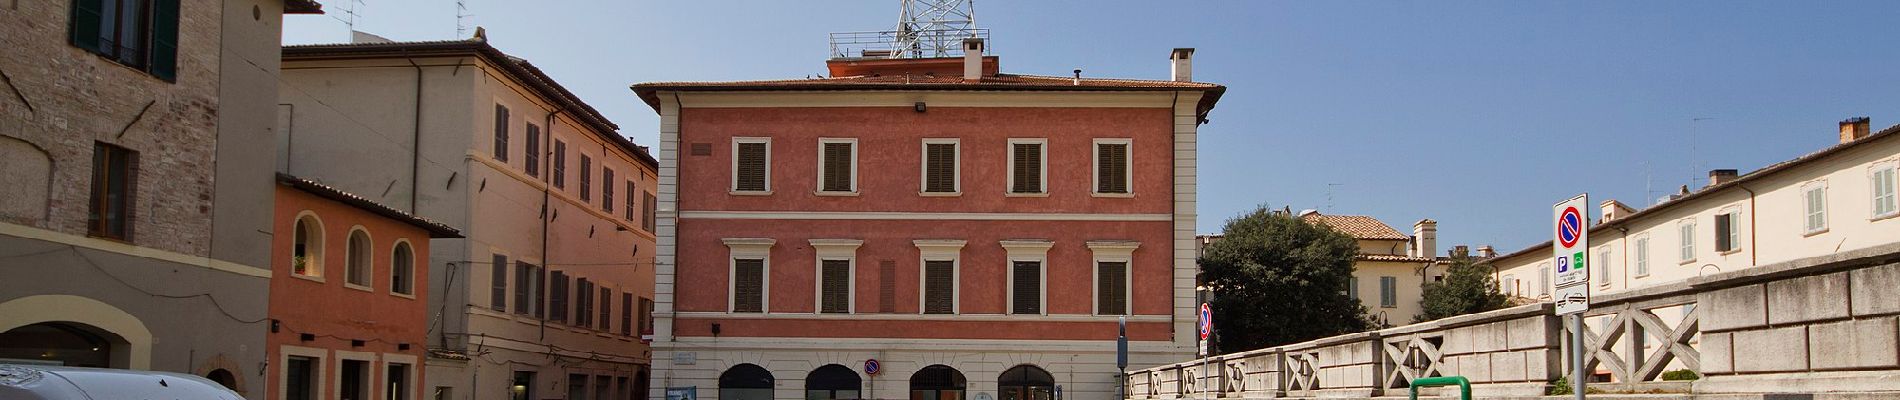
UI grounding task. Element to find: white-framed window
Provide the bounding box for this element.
[280,346,326,400]
[723,238,775,313]
[1678,219,1697,263]
[1093,138,1132,196]
[1087,241,1139,315]
[731,137,772,194]
[1714,209,1741,253]
[1001,240,1054,314]
[1803,181,1829,234]
[810,239,863,314]
[1634,236,1650,277]
[333,351,374,400]
[383,354,419,400]
[1501,274,1517,296]
[1346,277,1359,300]
[291,211,325,280]
[1006,138,1047,195]
[1378,276,1397,308]
[489,250,509,312]
[816,138,858,194]
[915,240,966,315]
[345,227,373,290]
[391,240,416,297]
[1537,262,1551,296]
[1872,163,1897,219]
[920,138,960,195]
[1596,246,1612,287]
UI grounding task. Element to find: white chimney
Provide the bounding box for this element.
[1412,219,1437,258]
[1170,48,1194,82]
[962,38,985,82]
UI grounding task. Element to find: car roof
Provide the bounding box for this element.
[0,364,242,400]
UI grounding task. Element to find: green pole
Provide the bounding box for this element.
[1406,376,1471,400]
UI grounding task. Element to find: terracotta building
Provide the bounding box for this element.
[634,41,1224,400]
[268,174,461,400]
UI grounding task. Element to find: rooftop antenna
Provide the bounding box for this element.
[455,0,474,38]
[330,0,367,33]
[1689,117,1714,188]
[1326,183,1343,211]
[830,0,988,59]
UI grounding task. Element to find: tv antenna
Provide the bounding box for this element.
[329,0,367,32]
[455,0,474,38]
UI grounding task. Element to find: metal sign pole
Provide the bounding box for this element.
[1573,314,1585,400]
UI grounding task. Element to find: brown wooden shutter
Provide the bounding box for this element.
[878,260,896,313]
[1012,143,1041,193]
[1097,261,1127,315]
[643,191,657,232]
[1012,261,1041,314]
[621,293,634,336]
[575,278,591,326]
[924,260,954,314]
[733,259,764,312]
[625,181,636,221]
[1098,143,1128,193]
[821,259,850,313]
[600,288,612,330]
[493,104,509,161]
[1714,214,1733,252]
[735,143,767,191]
[553,141,567,188]
[580,156,592,200]
[514,261,531,314]
[925,143,956,193]
[525,124,541,176]
[603,168,615,211]
[822,142,853,192]
[550,271,569,322]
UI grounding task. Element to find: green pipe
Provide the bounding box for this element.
[1408,376,1472,400]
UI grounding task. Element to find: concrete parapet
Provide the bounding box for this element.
[1701,285,1768,332]
[1767,272,1852,325]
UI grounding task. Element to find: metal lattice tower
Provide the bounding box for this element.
[830,0,988,59]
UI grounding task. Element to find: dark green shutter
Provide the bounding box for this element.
[735,143,766,191]
[1012,261,1040,314]
[820,260,850,313]
[70,0,106,53]
[924,260,954,314]
[149,0,180,81]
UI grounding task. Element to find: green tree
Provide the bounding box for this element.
[1201,206,1370,353]
[1414,256,1510,322]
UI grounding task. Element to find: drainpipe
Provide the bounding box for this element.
[405,56,425,213]
[541,106,565,341]
[1737,184,1759,266]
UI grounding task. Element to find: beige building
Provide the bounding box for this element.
[1486,118,1900,299]
[1196,212,1450,327]
[278,34,659,400]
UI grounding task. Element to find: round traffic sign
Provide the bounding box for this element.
[1557,206,1583,248]
[863,359,881,375]
[1198,303,1212,339]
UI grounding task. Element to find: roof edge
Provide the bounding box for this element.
[278,173,463,238]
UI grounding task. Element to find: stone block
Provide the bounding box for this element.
[1701,332,1733,374]
[1458,353,1492,383]
[1851,262,1900,317]
[1435,355,1459,377]
[1700,284,1767,332]
[1490,351,1527,382]
[1524,349,1554,381]
[1732,326,1807,373]
[1474,323,1507,353]
[1807,317,1899,370]
[1443,326,1473,355]
[1768,272,1852,325]
[1507,317,1553,349]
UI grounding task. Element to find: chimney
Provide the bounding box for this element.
[1840,117,1871,143]
[1476,246,1496,258]
[1170,48,1195,82]
[1451,245,1470,259]
[962,38,985,82]
[1412,219,1437,258]
[1708,169,1739,187]
[1600,199,1637,223]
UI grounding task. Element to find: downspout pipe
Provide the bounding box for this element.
[405,56,425,213]
[1737,184,1759,266]
[540,106,566,341]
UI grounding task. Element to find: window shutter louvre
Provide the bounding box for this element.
[621,293,634,336]
[600,288,612,330]
[642,191,657,232]
[1098,143,1128,193]
[149,0,180,81]
[490,255,508,312]
[553,141,566,188]
[1012,261,1040,314]
[70,0,106,53]
[736,143,766,191]
[533,266,546,318]
[493,105,509,161]
[579,156,591,200]
[513,261,531,314]
[924,261,954,314]
[925,143,955,193]
[878,260,896,313]
[1013,144,1043,193]
[733,259,764,313]
[525,125,541,176]
[603,168,615,211]
[820,259,850,313]
[1097,262,1126,315]
[822,142,852,192]
[549,271,568,322]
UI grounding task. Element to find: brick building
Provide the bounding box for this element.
[634,42,1223,400]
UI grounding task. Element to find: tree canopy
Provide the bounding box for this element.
[1414,256,1511,323]
[1200,206,1370,354]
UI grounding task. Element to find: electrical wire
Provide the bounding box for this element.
[45,246,272,324]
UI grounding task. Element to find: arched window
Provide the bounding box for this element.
[909,365,966,400]
[391,241,415,295]
[346,229,372,287]
[205,368,238,389]
[997,365,1053,400]
[0,322,123,368]
[292,214,324,277]
[805,364,861,400]
[718,363,774,400]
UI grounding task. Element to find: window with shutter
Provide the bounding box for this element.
[514,261,532,315]
[1010,142,1044,194]
[550,271,569,323]
[640,298,655,335]
[1874,167,1898,217]
[1804,185,1827,233]
[575,278,591,327]
[493,105,509,161]
[621,293,634,336]
[1096,261,1127,315]
[625,181,636,221]
[1635,237,1650,277]
[603,168,615,211]
[552,141,567,188]
[1011,261,1041,314]
[1679,221,1697,262]
[819,140,856,192]
[89,143,137,240]
[489,254,508,312]
[1379,276,1397,308]
[1346,277,1358,300]
[923,141,958,193]
[533,266,546,318]
[71,0,176,79]
[642,192,657,232]
[733,259,765,313]
[579,155,593,201]
[525,124,541,177]
[924,261,955,314]
[599,288,612,331]
[820,259,851,313]
[1095,141,1130,194]
[734,140,769,192]
[1714,213,1734,252]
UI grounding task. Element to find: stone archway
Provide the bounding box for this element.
[195,353,249,396]
[0,295,153,369]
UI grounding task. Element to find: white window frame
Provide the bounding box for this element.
[1086,241,1139,315]
[809,239,863,314]
[1633,235,1650,277]
[1092,138,1134,197]
[383,354,419,400]
[1001,239,1054,315]
[1536,263,1551,297]
[1501,274,1517,296]
[729,137,772,195]
[1005,138,1049,197]
[1802,180,1829,235]
[722,238,776,313]
[343,226,375,292]
[1872,161,1898,220]
[919,138,961,196]
[1596,246,1612,287]
[290,211,326,282]
[1346,276,1359,300]
[390,239,417,299]
[815,138,859,196]
[1678,219,1697,264]
[278,345,327,400]
[914,240,966,315]
[331,350,376,400]
[1717,206,1744,254]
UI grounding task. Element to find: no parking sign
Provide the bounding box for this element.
[1553,194,1591,315]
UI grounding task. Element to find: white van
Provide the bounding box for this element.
[0,364,244,400]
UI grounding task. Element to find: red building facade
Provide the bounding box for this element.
[637,47,1222,400]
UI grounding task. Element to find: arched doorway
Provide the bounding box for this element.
[909,365,966,400]
[804,364,861,400]
[0,322,120,367]
[997,365,1053,400]
[205,368,238,389]
[718,363,774,400]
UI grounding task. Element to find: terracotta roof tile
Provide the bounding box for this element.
[1356,254,1436,263]
[1302,213,1410,241]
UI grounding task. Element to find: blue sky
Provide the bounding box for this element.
[284,1,1900,254]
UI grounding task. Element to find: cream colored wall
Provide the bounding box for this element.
[1351,260,1430,326]
[1357,239,1408,256]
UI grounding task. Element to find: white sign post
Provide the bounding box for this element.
[1553,194,1590,400]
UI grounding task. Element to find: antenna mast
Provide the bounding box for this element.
[830,0,988,59]
[456,0,474,38]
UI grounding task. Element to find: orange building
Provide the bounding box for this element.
[268,174,460,400]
